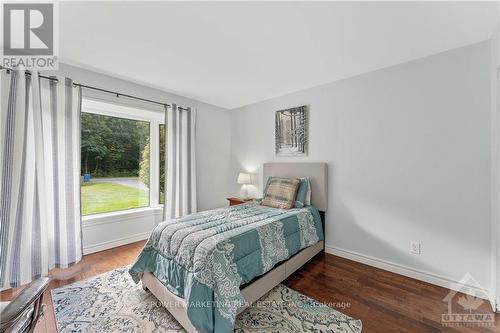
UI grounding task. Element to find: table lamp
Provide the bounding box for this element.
[237,172,252,199]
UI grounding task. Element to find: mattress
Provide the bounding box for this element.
[129,201,324,333]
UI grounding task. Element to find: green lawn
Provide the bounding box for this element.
[81,182,149,215]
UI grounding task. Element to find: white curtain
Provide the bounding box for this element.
[164,104,197,219]
[0,70,82,288]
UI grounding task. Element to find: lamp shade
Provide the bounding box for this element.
[237,172,252,185]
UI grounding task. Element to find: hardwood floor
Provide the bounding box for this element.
[287,253,500,333]
[0,241,145,333]
[1,240,498,333]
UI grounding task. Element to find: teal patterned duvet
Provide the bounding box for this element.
[129,201,324,333]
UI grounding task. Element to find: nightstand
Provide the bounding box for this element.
[227,197,253,206]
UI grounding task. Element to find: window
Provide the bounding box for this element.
[159,124,166,204]
[80,112,150,215]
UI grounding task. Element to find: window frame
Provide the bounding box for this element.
[81,98,165,223]
[159,123,166,204]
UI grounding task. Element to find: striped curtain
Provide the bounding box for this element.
[0,70,82,288]
[164,104,197,219]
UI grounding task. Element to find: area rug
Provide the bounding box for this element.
[52,267,362,333]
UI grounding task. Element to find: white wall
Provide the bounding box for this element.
[50,63,232,253]
[490,35,499,311]
[491,2,500,312]
[230,42,492,291]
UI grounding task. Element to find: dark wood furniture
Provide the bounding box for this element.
[227,197,253,206]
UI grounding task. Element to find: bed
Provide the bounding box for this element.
[129,162,328,333]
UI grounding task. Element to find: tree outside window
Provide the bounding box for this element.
[80,112,150,215]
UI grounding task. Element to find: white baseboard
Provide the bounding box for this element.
[325,245,491,299]
[83,232,150,255]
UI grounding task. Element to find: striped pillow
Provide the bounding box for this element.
[261,177,300,209]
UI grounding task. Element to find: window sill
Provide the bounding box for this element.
[82,206,164,227]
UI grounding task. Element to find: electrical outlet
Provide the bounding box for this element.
[410,241,421,255]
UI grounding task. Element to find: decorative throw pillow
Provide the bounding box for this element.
[304,179,312,205]
[294,177,310,208]
[261,177,300,209]
[263,176,272,194]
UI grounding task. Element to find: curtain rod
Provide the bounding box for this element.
[0,66,190,111]
[73,83,174,109]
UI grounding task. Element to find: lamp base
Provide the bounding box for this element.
[240,185,252,200]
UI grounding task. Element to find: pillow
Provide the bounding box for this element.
[304,179,311,205]
[261,177,300,209]
[263,176,272,194]
[264,176,311,208]
[294,177,310,208]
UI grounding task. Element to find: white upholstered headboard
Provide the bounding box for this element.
[263,163,328,211]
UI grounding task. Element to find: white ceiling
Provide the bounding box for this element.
[60,2,498,109]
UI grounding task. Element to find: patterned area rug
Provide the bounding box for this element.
[52,267,362,333]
